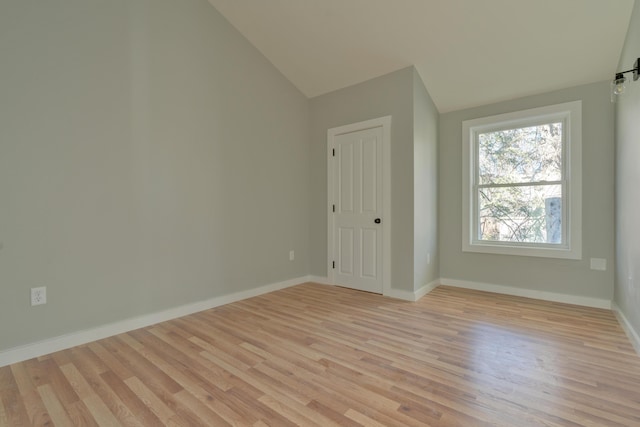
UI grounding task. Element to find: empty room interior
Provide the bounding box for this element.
[2,0,640,425]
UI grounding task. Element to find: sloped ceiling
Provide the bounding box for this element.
[208,0,635,113]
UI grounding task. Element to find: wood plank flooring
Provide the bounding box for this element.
[1,283,640,426]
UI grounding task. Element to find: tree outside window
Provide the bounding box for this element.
[477,122,562,244]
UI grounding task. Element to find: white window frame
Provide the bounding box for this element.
[462,101,582,259]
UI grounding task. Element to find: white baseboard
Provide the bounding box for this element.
[3,275,622,367]
[309,276,419,301]
[415,279,440,300]
[384,279,440,302]
[307,276,438,302]
[307,275,333,286]
[383,288,416,301]
[612,302,640,356]
[0,276,309,368]
[440,277,612,309]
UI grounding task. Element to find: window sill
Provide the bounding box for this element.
[462,241,582,260]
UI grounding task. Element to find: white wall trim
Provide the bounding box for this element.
[0,276,310,368]
[307,275,334,286]
[5,275,619,367]
[440,277,612,309]
[612,302,640,356]
[415,279,440,300]
[309,276,439,302]
[383,279,440,302]
[383,288,416,301]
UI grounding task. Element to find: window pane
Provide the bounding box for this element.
[478,123,562,185]
[478,185,562,243]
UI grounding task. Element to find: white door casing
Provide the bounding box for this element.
[327,117,391,294]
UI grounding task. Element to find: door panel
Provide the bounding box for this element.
[339,143,355,213]
[332,126,383,293]
[361,228,377,278]
[361,136,378,213]
[339,227,354,275]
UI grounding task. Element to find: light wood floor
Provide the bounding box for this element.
[2,284,640,426]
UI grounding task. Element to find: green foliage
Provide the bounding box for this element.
[477,123,563,243]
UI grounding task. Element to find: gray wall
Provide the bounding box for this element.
[439,81,615,300]
[309,67,416,291]
[308,66,440,293]
[2,0,621,355]
[614,1,640,335]
[0,0,310,352]
[413,70,439,290]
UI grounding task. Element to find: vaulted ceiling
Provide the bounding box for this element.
[207,0,635,112]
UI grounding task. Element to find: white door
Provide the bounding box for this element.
[329,125,383,293]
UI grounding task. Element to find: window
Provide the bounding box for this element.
[462,101,582,259]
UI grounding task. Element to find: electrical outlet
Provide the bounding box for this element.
[31,287,46,306]
[289,250,295,261]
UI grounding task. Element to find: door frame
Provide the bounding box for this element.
[327,116,391,295]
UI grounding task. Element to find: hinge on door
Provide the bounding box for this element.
[332,261,335,269]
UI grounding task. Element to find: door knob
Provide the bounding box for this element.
[374,218,381,224]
